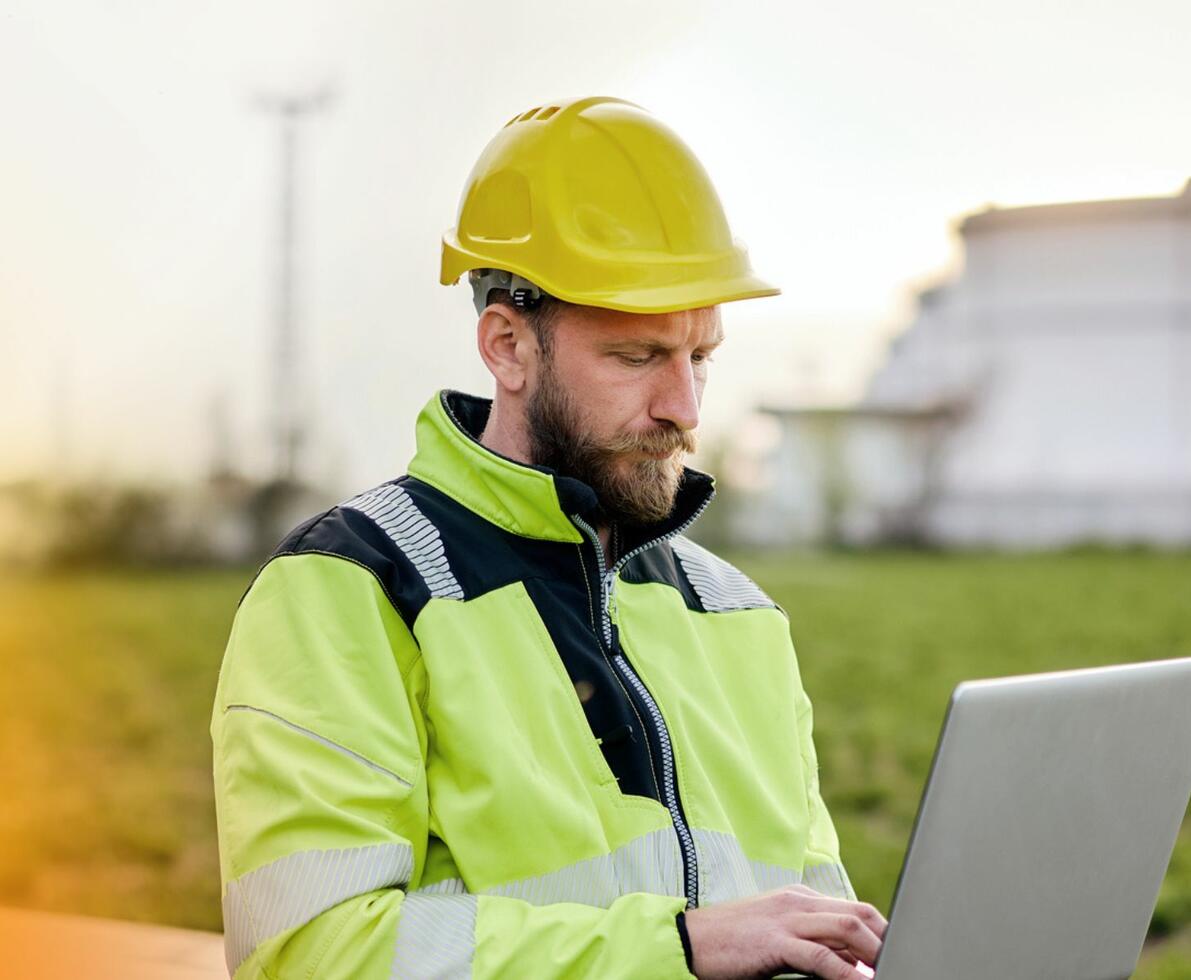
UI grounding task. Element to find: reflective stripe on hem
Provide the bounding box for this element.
[410,827,683,908]
[693,828,854,904]
[223,842,414,975]
[803,858,857,901]
[390,893,477,980]
[407,828,851,913]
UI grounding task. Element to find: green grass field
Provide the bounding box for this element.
[1,551,1188,976]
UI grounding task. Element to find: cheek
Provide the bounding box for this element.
[553,352,659,435]
[589,383,653,436]
[575,395,635,449]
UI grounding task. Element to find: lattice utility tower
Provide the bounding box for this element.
[254,85,334,485]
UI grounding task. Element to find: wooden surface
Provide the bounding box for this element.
[0,905,226,979]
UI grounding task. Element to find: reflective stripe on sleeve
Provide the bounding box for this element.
[223,842,414,975]
[224,703,413,787]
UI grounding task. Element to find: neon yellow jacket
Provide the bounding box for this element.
[211,390,853,978]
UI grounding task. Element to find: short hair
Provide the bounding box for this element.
[484,288,567,358]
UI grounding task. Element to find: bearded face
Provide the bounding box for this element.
[526,352,697,525]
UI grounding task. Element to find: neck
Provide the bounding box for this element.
[479,395,533,465]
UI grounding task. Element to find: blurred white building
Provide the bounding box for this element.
[747,182,1191,548]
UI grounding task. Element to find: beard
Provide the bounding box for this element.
[526,359,698,525]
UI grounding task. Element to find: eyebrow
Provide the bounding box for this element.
[600,331,726,354]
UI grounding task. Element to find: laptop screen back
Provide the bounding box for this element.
[874,657,1191,980]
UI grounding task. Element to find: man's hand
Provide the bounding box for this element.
[682,884,887,980]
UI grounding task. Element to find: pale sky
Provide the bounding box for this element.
[4,0,1190,492]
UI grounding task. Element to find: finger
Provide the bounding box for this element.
[794,895,889,939]
[783,938,870,980]
[833,948,859,966]
[789,912,882,966]
[828,946,877,975]
[820,937,859,963]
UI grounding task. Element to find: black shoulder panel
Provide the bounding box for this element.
[620,537,779,615]
[393,477,579,602]
[261,483,435,629]
[253,475,583,629]
[618,541,705,612]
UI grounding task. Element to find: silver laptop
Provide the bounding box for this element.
[785,657,1191,980]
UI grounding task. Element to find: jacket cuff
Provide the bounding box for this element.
[675,910,695,974]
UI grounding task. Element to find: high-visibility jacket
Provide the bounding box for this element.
[211,389,854,979]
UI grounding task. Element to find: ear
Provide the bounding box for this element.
[477,303,537,394]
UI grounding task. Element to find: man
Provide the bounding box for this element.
[211,96,886,979]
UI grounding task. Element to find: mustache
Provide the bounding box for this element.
[601,425,698,457]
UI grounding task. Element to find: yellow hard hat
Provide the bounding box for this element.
[441,96,779,314]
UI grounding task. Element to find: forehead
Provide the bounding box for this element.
[555,304,724,348]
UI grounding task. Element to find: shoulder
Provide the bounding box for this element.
[624,534,781,615]
[248,477,467,627]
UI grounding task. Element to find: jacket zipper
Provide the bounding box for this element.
[572,500,712,909]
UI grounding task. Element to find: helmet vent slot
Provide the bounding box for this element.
[518,107,541,122]
[536,105,560,120]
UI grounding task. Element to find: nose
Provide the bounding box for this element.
[650,355,701,433]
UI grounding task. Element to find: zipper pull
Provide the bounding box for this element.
[609,621,622,656]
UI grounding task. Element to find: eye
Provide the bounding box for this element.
[691,351,715,365]
[617,353,653,366]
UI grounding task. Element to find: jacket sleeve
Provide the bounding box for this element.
[211,551,694,980]
[793,669,857,901]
